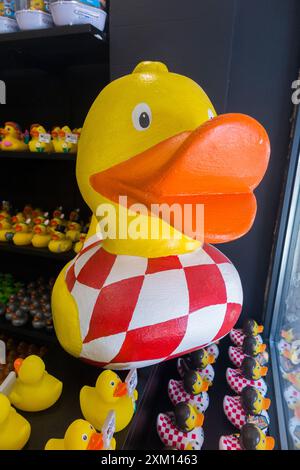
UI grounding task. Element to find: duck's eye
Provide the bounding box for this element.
[132,103,152,131]
[82,434,88,441]
[110,381,115,387]
[208,109,214,120]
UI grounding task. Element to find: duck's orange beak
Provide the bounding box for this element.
[90,114,270,243]
[113,381,128,397]
[257,325,264,334]
[87,432,104,450]
[201,380,210,392]
[208,354,215,364]
[258,344,267,353]
[14,358,23,374]
[262,397,271,410]
[265,436,275,451]
[195,412,204,428]
[260,366,268,377]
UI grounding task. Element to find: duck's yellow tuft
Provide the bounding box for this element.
[133,61,169,74]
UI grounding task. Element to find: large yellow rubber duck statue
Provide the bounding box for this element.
[51,61,270,370]
[80,370,138,432]
[9,355,63,412]
[0,393,31,450]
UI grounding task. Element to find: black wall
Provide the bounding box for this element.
[110,0,300,323]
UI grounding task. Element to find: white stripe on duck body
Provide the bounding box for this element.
[51,61,270,369]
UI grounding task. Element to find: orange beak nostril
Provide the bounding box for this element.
[87,432,104,451]
[113,381,128,397]
[14,358,23,374]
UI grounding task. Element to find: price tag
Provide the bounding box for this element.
[0,340,5,364]
[65,133,78,144]
[125,368,138,397]
[39,133,51,143]
[0,371,16,396]
[246,414,269,430]
[102,410,116,449]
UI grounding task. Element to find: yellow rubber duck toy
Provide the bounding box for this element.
[0,122,28,151]
[74,227,89,253]
[51,126,61,151]
[32,220,51,248]
[51,61,270,368]
[52,126,77,154]
[0,393,31,450]
[80,370,138,432]
[9,355,63,412]
[45,418,116,450]
[29,124,54,153]
[13,220,33,246]
[0,218,13,242]
[66,221,81,242]
[48,225,73,253]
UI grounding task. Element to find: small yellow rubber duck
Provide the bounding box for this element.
[48,225,72,253]
[74,228,89,253]
[9,355,63,412]
[32,221,51,248]
[13,220,33,246]
[80,370,138,432]
[29,124,54,153]
[45,418,116,450]
[52,126,77,153]
[0,219,13,242]
[0,122,28,152]
[66,221,81,242]
[0,393,31,450]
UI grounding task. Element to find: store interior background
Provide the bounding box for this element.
[1,0,300,450]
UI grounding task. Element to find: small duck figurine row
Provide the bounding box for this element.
[219,423,275,451]
[51,126,81,154]
[157,402,205,450]
[224,385,271,431]
[226,356,268,396]
[229,318,264,347]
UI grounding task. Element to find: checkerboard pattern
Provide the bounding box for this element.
[168,379,209,412]
[226,368,268,396]
[177,358,215,384]
[228,346,245,367]
[223,395,247,429]
[219,435,241,450]
[229,329,245,346]
[157,413,204,450]
[65,241,243,369]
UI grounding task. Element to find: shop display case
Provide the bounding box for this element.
[266,108,300,450]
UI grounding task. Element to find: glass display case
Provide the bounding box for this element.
[266,108,300,450]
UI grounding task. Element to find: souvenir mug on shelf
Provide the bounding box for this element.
[0,0,19,32]
[49,0,107,31]
[15,0,54,30]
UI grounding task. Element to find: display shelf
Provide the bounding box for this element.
[0,24,108,69]
[0,316,57,345]
[0,242,76,262]
[0,152,76,162]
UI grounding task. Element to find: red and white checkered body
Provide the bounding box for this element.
[223,395,269,431]
[157,412,204,450]
[65,239,243,369]
[226,368,267,396]
[177,358,215,384]
[219,434,241,450]
[168,379,209,413]
[229,329,263,347]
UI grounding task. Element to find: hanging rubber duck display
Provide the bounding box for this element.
[157,402,205,450]
[230,318,264,347]
[219,423,275,451]
[177,348,215,385]
[226,357,268,395]
[168,370,210,413]
[228,335,269,368]
[223,386,271,431]
[51,61,270,369]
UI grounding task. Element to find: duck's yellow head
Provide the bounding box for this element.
[95,370,128,403]
[174,402,204,433]
[240,424,275,451]
[183,370,209,395]
[63,419,103,450]
[2,122,22,139]
[14,355,45,384]
[240,386,271,415]
[77,61,270,257]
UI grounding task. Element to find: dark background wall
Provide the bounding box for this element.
[110,0,300,323]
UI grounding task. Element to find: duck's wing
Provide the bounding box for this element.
[45,438,65,450]
[219,434,241,451]
[229,329,244,346]
[223,395,246,429]
[228,346,245,368]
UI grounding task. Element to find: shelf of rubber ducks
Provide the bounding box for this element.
[0,202,90,261]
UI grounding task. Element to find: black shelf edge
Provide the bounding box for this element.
[0,242,76,262]
[0,316,58,345]
[0,24,106,45]
[0,152,76,162]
